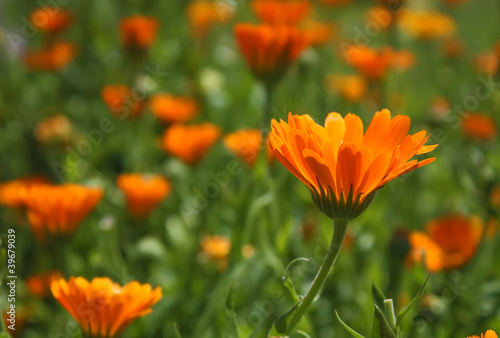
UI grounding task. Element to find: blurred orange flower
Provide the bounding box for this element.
[442,37,466,59]
[26,271,63,298]
[201,235,231,270]
[149,94,199,123]
[117,173,171,217]
[234,23,309,85]
[187,0,234,39]
[223,129,274,167]
[467,330,498,338]
[120,15,158,54]
[51,276,162,338]
[319,0,351,5]
[30,7,73,34]
[398,10,455,40]
[0,176,49,209]
[344,46,395,81]
[251,0,311,25]
[35,114,73,145]
[475,53,498,75]
[325,74,367,102]
[25,42,76,71]
[162,123,221,165]
[462,112,497,141]
[302,20,336,46]
[408,215,483,272]
[102,84,144,119]
[430,96,451,119]
[269,109,437,219]
[25,184,103,241]
[491,186,500,209]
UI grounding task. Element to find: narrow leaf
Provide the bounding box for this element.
[174,323,182,338]
[283,257,310,302]
[335,310,366,338]
[372,281,386,309]
[396,273,431,327]
[371,305,396,338]
[272,301,300,334]
[224,283,240,337]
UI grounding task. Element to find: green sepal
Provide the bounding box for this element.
[370,305,397,338]
[335,310,366,338]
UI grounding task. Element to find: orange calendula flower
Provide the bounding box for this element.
[26,271,63,298]
[102,84,144,119]
[251,0,311,25]
[51,277,162,338]
[117,173,171,218]
[491,186,500,209]
[30,7,73,34]
[468,330,499,338]
[234,23,309,85]
[475,53,498,76]
[343,46,395,82]
[187,0,234,39]
[462,112,497,141]
[325,74,367,103]
[25,184,103,241]
[25,42,76,71]
[162,123,221,165]
[149,94,199,124]
[201,235,232,271]
[0,176,49,209]
[408,215,483,272]
[269,109,437,219]
[398,10,455,40]
[35,114,73,145]
[302,20,336,46]
[223,129,274,167]
[120,15,159,55]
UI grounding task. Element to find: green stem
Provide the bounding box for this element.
[262,82,275,131]
[285,219,349,334]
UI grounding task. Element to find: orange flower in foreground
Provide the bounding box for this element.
[325,74,367,103]
[102,84,144,119]
[149,94,199,123]
[408,215,483,272]
[234,23,309,85]
[117,173,171,217]
[468,330,499,338]
[162,123,221,165]
[51,277,162,338]
[35,114,73,145]
[462,113,497,141]
[25,184,103,241]
[269,109,437,219]
[224,129,274,166]
[251,0,311,25]
[344,46,395,81]
[187,0,234,39]
[26,271,63,298]
[25,42,76,71]
[30,7,73,34]
[398,10,455,40]
[0,176,49,209]
[120,15,158,54]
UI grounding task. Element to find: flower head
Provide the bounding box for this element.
[30,7,73,34]
[408,215,483,272]
[35,114,73,145]
[398,10,455,40]
[269,109,437,219]
[117,173,171,217]
[475,53,498,76]
[26,271,63,298]
[223,129,274,167]
[344,46,394,82]
[24,184,103,241]
[187,0,234,39]
[149,94,199,123]
[0,176,49,209]
[462,112,497,141]
[25,42,76,71]
[102,84,144,118]
[251,0,311,25]
[467,330,498,338]
[51,277,162,338]
[162,123,221,165]
[302,20,336,46]
[234,23,309,85]
[120,15,158,55]
[201,235,232,271]
[325,74,367,103]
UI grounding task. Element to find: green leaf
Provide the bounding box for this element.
[370,305,396,338]
[283,257,310,303]
[270,301,300,335]
[335,310,366,338]
[174,323,182,338]
[224,283,240,337]
[396,273,431,327]
[372,281,386,309]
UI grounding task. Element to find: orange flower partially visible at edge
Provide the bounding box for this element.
[162,123,221,165]
[269,109,437,219]
[26,271,63,298]
[251,0,311,25]
[149,94,199,123]
[467,329,498,338]
[407,215,483,272]
[223,129,274,167]
[117,173,171,217]
[0,176,49,209]
[462,112,497,141]
[25,184,103,241]
[30,7,73,34]
[120,15,158,54]
[102,84,144,119]
[25,42,76,71]
[51,277,162,338]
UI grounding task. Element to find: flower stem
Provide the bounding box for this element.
[262,82,274,132]
[285,218,349,334]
